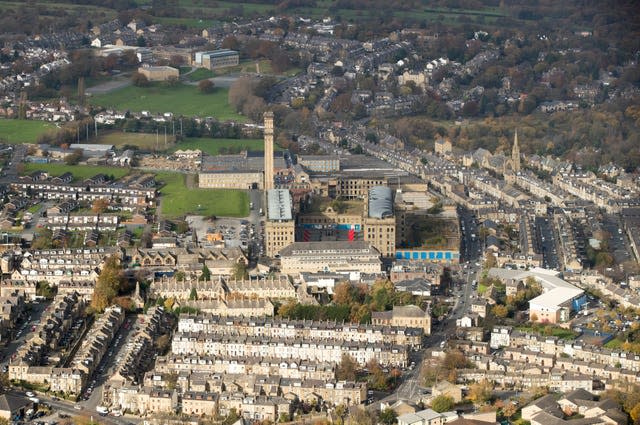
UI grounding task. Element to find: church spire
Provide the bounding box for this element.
[512,129,521,172]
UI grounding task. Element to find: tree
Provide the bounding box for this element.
[91,255,124,312]
[501,402,518,419]
[199,264,211,281]
[492,304,509,319]
[367,358,387,390]
[64,148,83,165]
[350,408,374,425]
[0,371,10,392]
[336,353,358,381]
[333,282,358,305]
[223,409,241,425]
[468,379,493,405]
[334,404,347,425]
[443,350,469,370]
[221,36,240,50]
[631,402,640,425]
[365,133,379,144]
[36,281,57,300]
[131,72,149,87]
[198,79,215,94]
[92,198,109,214]
[232,261,248,280]
[189,287,198,301]
[431,395,454,413]
[136,35,146,47]
[369,280,394,311]
[155,333,171,355]
[166,75,179,87]
[278,412,290,423]
[484,252,497,269]
[379,408,397,425]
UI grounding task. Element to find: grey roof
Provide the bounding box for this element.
[279,241,375,256]
[267,189,293,221]
[204,49,238,58]
[68,143,114,152]
[0,393,30,413]
[368,186,393,219]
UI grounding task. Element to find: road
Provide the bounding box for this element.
[534,217,561,270]
[7,388,135,425]
[0,144,26,184]
[1,303,141,424]
[85,76,132,95]
[375,260,481,408]
[1,302,47,369]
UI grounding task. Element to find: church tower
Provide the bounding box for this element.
[511,129,521,173]
[263,111,274,190]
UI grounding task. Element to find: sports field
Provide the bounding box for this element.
[171,138,275,155]
[88,83,244,121]
[23,163,130,181]
[0,119,58,143]
[96,131,177,150]
[156,172,249,218]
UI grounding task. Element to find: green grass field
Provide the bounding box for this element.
[185,68,216,82]
[172,137,281,155]
[0,119,58,144]
[88,83,244,121]
[96,131,176,150]
[156,172,248,218]
[23,163,130,181]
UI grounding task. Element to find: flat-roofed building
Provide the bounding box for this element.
[364,186,396,257]
[195,49,239,69]
[137,65,179,82]
[279,241,382,274]
[298,155,340,173]
[264,189,295,257]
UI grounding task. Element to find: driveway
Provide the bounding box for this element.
[86,77,131,95]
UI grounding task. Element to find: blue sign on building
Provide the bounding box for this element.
[395,249,460,263]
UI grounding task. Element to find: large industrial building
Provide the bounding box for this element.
[297,186,396,257]
[279,241,383,274]
[198,113,282,190]
[264,189,295,257]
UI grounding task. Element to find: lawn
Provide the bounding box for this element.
[96,131,176,150]
[0,119,58,143]
[516,324,578,340]
[88,83,244,121]
[156,172,249,218]
[172,137,279,155]
[605,339,623,350]
[23,163,130,181]
[185,68,216,82]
